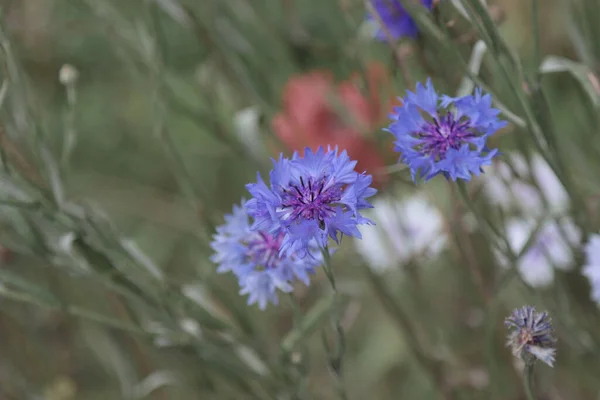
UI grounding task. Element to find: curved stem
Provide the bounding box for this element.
[523,363,537,400]
[363,266,452,399]
[455,181,520,265]
[531,0,541,85]
[320,245,348,400]
[364,0,413,87]
[284,293,310,399]
[0,287,150,336]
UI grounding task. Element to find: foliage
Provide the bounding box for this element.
[0,0,599,399]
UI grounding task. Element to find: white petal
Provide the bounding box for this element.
[531,154,569,213]
[506,218,534,253]
[527,345,555,367]
[585,234,600,266]
[519,255,554,287]
[508,153,528,175]
[511,181,543,214]
[354,224,392,272]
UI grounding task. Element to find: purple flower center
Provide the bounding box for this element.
[508,309,554,348]
[247,232,285,269]
[517,323,552,347]
[280,175,344,223]
[416,113,477,160]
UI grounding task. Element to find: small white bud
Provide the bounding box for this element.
[59,64,79,85]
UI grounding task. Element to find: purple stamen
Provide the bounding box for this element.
[415,113,478,160]
[280,176,344,223]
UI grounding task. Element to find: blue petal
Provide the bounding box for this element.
[405,78,439,116]
[326,208,363,243]
[368,0,434,41]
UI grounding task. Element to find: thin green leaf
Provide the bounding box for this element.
[281,294,336,353]
[540,56,600,108]
[0,269,56,303]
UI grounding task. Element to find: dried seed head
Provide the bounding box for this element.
[505,306,556,367]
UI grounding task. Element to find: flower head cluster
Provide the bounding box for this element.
[583,234,600,305]
[211,202,321,310]
[246,147,376,257]
[367,0,434,41]
[386,80,507,182]
[355,193,447,272]
[498,218,580,288]
[505,306,556,367]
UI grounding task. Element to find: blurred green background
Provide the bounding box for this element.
[0,0,600,399]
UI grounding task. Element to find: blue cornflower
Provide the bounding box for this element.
[367,0,434,41]
[386,79,507,182]
[505,306,556,367]
[211,202,321,310]
[246,147,376,257]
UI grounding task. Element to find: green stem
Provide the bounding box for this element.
[363,266,451,399]
[320,245,348,400]
[523,363,537,400]
[321,245,336,290]
[0,287,150,336]
[531,0,541,84]
[455,181,514,258]
[364,0,413,87]
[284,293,310,399]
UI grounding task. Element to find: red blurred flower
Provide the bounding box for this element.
[272,63,398,187]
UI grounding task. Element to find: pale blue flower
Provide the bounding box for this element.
[211,201,321,310]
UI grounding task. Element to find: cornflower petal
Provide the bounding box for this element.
[367,0,435,41]
[211,201,322,310]
[386,80,506,182]
[246,146,376,257]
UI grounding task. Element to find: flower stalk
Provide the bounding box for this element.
[320,245,348,400]
[523,363,537,400]
[364,266,452,399]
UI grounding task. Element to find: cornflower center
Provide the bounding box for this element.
[247,231,285,269]
[516,315,552,347]
[518,328,535,348]
[416,112,476,160]
[280,175,344,222]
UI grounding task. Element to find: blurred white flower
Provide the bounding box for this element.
[179,318,202,338]
[132,371,181,400]
[233,106,267,160]
[354,194,447,273]
[234,345,269,376]
[59,64,79,85]
[466,368,489,390]
[499,217,580,287]
[582,234,600,304]
[484,153,568,216]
